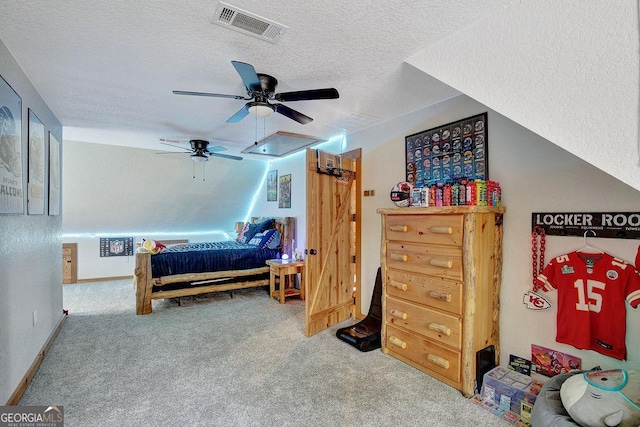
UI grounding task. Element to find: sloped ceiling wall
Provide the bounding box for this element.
[62,140,266,235]
[407,0,640,190]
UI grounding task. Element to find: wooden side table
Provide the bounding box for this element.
[266,259,305,304]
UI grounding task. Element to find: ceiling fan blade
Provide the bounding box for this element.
[173,90,246,99]
[274,88,339,102]
[210,152,243,161]
[155,151,189,154]
[231,61,261,91]
[226,104,250,123]
[274,103,313,124]
[160,141,190,151]
[205,145,227,153]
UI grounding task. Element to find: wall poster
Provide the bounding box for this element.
[28,109,45,215]
[0,74,23,214]
[48,132,61,215]
[266,169,277,202]
[100,237,134,257]
[278,174,291,208]
[405,112,488,187]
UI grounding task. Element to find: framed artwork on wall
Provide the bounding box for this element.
[405,112,488,187]
[278,174,291,208]
[267,169,277,201]
[27,109,45,215]
[48,132,61,215]
[0,74,24,214]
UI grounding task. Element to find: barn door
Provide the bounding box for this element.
[305,148,357,336]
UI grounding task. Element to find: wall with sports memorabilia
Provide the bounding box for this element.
[1,37,64,406]
[527,211,640,363]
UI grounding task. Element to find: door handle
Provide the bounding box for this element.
[309,249,317,255]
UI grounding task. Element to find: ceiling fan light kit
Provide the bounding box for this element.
[248,101,274,117]
[190,153,209,162]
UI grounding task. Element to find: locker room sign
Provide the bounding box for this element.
[531,212,640,239]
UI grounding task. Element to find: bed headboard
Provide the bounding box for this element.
[250,216,295,257]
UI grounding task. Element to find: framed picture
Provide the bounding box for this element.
[99,237,134,257]
[48,132,61,215]
[0,74,24,214]
[27,109,45,215]
[405,112,488,187]
[278,174,291,208]
[266,169,277,201]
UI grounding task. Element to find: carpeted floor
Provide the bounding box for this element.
[19,279,510,426]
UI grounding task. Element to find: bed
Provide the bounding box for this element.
[134,217,295,315]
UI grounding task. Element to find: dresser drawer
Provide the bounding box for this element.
[386,242,463,281]
[385,214,463,246]
[386,296,462,349]
[386,269,463,315]
[385,324,461,383]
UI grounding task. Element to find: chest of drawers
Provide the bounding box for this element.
[377,206,505,397]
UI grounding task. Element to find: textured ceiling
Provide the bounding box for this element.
[0,0,514,159]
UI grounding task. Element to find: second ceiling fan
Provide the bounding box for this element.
[173,61,339,125]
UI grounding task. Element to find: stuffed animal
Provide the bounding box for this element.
[560,369,640,427]
[140,239,166,254]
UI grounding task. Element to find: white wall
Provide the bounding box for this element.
[349,95,640,373]
[0,39,63,404]
[248,138,345,258]
[62,140,267,279]
[407,0,640,191]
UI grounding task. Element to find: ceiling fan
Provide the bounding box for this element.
[173,61,339,125]
[158,138,243,162]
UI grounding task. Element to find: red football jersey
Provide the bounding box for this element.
[535,251,640,360]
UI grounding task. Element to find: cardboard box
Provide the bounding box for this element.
[481,366,541,414]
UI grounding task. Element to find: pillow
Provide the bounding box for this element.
[236,222,250,243]
[248,229,277,248]
[266,230,282,249]
[242,218,275,243]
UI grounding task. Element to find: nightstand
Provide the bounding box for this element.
[266,259,305,304]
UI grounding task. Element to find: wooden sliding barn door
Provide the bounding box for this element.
[305,148,357,336]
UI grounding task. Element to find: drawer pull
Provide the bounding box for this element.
[389,309,408,320]
[389,280,408,291]
[388,335,407,349]
[389,224,408,232]
[390,253,408,262]
[430,258,453,268]
[428,323,451,336]
[430,226,453,234]
[427,354,450,369]
[428,291,452,302]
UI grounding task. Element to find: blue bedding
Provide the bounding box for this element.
[151,241,280,277]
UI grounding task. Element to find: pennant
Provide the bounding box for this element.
[523,290,551,310]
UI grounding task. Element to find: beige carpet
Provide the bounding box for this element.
[19,279,509,426]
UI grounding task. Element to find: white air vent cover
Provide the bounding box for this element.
[212,2,288,43]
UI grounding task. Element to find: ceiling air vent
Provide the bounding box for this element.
[212,2,288,43]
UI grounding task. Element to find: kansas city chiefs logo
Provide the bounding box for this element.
[523,291,551,310]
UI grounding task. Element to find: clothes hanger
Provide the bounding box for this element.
[577,230,604,254]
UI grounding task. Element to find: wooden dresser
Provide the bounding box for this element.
[377,206,505,397]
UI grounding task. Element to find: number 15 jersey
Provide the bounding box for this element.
[535,251,640,360]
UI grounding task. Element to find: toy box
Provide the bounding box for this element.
[481,366,541,414]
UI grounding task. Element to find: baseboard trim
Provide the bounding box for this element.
[76,275,133,284]
[6,313,67,405]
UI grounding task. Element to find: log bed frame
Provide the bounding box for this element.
[134,217,295,315]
